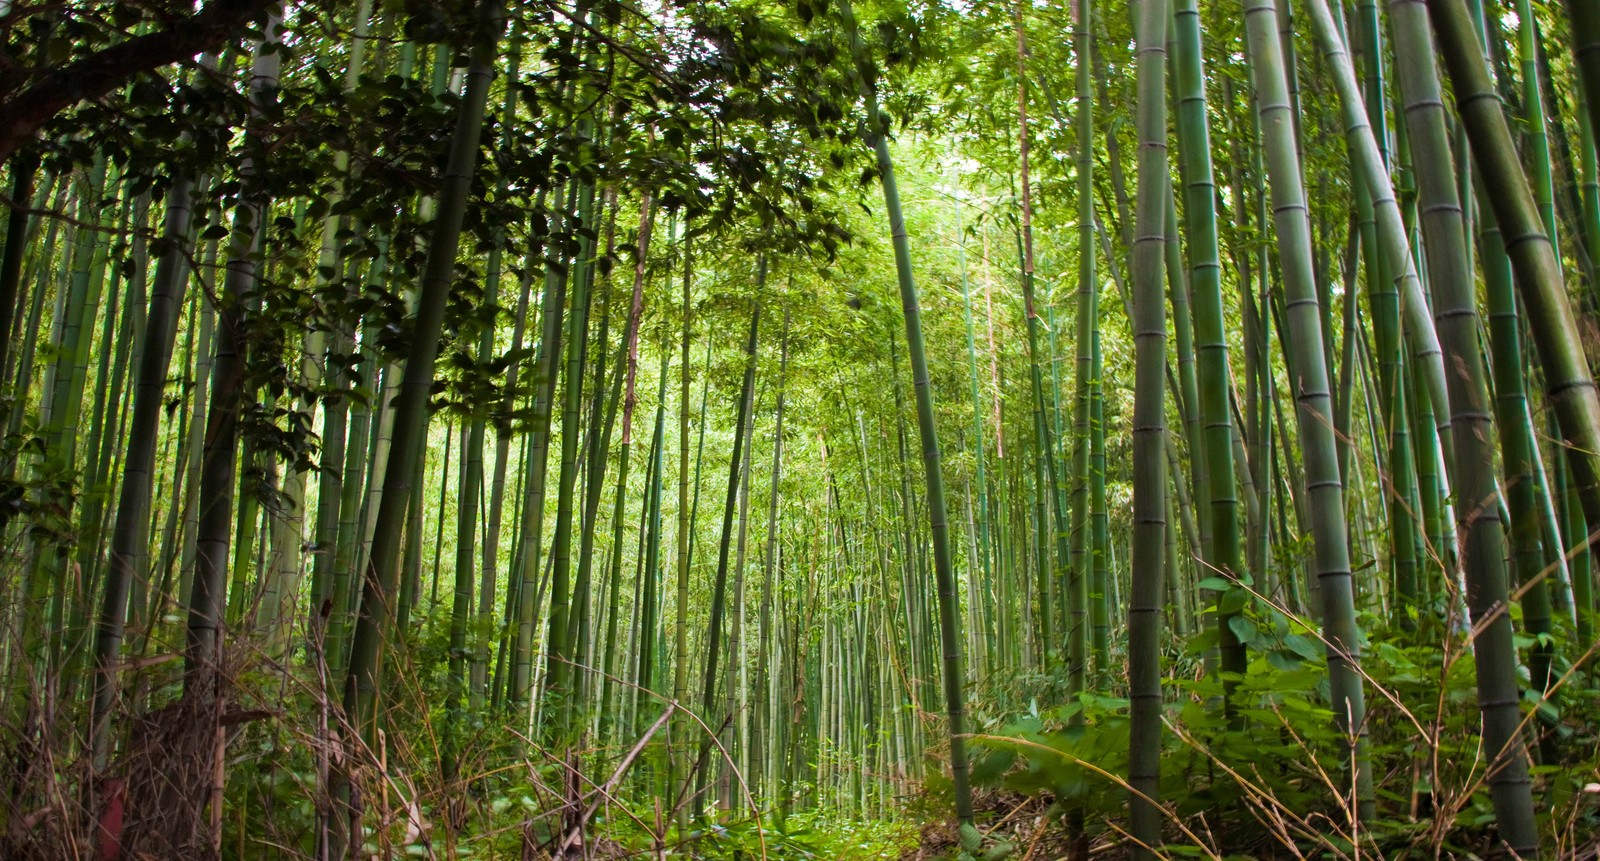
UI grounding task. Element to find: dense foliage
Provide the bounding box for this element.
[2,0,1600,858]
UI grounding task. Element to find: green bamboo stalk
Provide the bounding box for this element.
[1089,327,1109,670]
[225,443,262,628]
[72,192,142,695]
[1127,0,1169,849]
[597,192,654,735]
[1579,88,1600,329]
[1514,0,1559,248]
[473,34,526,709]
[352,41,420,592]
[1223,86,1272,606]
[89,123,202,763]
[1331,3,1447,480]
[693,293,760,818]
[1069,0,1097,701]
[1174,0,1244,697]
[143,287,200,635]
[309,0,373,631]
[636,338,670,717]
[839,0,974,834]
[955,198,996,680]
[1013,13,1076,692]
[1164,180,1206,607]
[542,175,597,725]
[1564,0,1600,144]
[493,432,532,709]
[566,191,621,715]
[1165,487,1192,636]
[670,225,698,828]
[1411,350,1447,592]
[398,434,428,636]
[487,222,540,703]
[175,249,216,629]
[1244,0,1372,822]
[326,250,384,677]
[447,365,489,785]
[511,187,570,704]
[5,183,59,447]
[614,414,654,737]
[1436,0,1600,536]
[1334,221,1360,488]
[0,147,40,398]
[720,370,758,810]
[1396,0,1553,782]
[187,15,281,690]
[25,158,109,679]
[1562,453,1594,644]
[339,0,505,739]
[1340,0,1440,627]
[751,301,789,800]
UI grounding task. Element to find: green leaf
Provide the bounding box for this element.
[1218,587,1248,615]
[958,822,983,852]
[1284,633,1322,660]
[1228,615,1259,645]
[971,748,1016,784]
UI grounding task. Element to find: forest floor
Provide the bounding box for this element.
[899,791,1082,861]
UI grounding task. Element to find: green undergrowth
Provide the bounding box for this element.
[951,599,1600,859]
[167,586,1600,860]
[220,744,917,861]
[193,624,920,860]
[196,596,1600,859]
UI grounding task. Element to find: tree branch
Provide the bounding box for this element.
[0,0,280,162]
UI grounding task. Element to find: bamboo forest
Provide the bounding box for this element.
[8,0,1600,858]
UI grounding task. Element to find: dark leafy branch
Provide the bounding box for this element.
[0,0,280,161]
